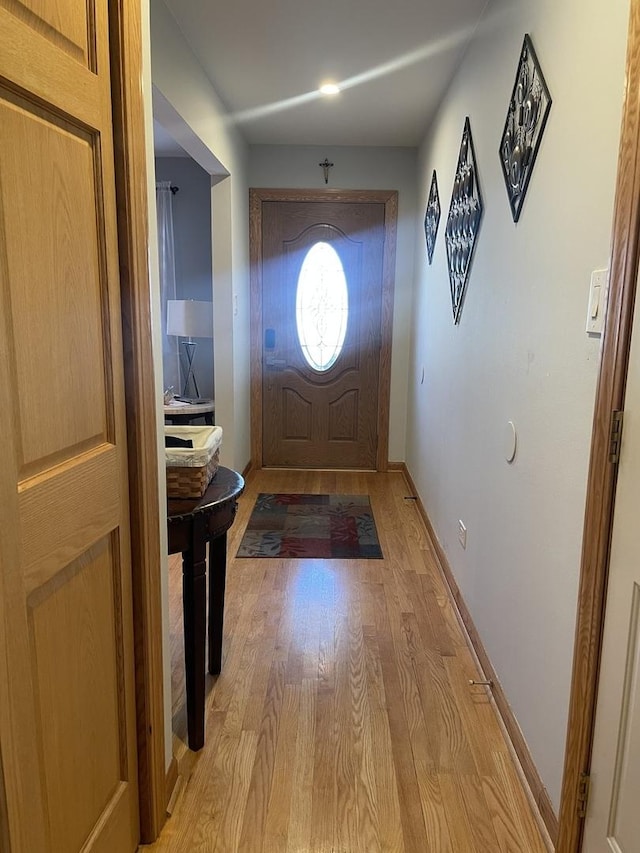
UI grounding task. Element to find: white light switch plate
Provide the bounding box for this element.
[586,269,608,335]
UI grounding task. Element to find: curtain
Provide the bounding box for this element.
[156,181,180,394]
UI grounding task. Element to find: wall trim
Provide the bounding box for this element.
[165,756,179,814]
[110,0,167,841]
[398,461,558,846]
[249,187,397,471]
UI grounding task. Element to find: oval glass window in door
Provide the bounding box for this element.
[295,241,349,371]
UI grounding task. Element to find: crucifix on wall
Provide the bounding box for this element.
[319,158,334,184]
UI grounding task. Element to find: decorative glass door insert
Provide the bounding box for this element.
[295,241,349,372]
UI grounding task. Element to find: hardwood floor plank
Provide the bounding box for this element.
[373,585,430,850]
[237,660,286,852]
[348,590,380,853]
[491,751,550,852]
[262,683,300,852]
[454,771,503,852]
[286,678,317,853]
[415,765,454,852]
[212,730,259,853]
[333,576,359,853]
[142,469,550,853]
[438,772,480,852]
[443,656,502,777]
[310,680,337,852]
[362,624,405,852]
[482,770,531,853]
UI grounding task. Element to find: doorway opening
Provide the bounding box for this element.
[150,90,233,773]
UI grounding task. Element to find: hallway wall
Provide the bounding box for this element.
[407,0,630,810]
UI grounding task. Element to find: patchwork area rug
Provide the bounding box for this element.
[236,493,383,559]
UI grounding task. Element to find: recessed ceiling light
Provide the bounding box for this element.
[319,83,340,96]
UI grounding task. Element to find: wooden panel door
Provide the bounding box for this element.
[0,1,139,851]
[261,200,387,469]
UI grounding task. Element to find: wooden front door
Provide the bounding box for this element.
[0,0,140,850]
[255,192,397,470]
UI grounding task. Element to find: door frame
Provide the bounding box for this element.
[109,0,167,843]
[249,187,398,471]
[557,0,640,849]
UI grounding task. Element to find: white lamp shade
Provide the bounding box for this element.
[166,299,213,338]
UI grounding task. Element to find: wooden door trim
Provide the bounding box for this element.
[109,0,167,842]
[249,188,398,471]
[557,1,640,849]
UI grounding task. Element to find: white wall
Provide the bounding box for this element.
[408,0,630,809]
[145,0,252,769]
[151,0,251,472]
[249,144,417,462]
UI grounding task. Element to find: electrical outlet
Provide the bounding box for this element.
[458,520,467,549]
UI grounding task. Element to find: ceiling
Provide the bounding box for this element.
[159,0,490,148]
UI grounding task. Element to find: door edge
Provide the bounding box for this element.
[110,0,167,842]
[557,1,640,849]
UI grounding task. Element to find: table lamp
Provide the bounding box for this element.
[166,299,213,401]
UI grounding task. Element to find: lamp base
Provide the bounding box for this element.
[180,340,200,398]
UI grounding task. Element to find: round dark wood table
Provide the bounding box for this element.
[167,466,244,750]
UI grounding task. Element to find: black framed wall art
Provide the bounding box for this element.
[499,34,552,222]
[445,117,483,324]
[424,170,440,264]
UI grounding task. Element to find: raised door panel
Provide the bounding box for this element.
[20,447,118,592]
[328,390,358,442]
[3,0,93,66]
[283,388,312,440]
[2,93,109,474]
[29,537,125,852]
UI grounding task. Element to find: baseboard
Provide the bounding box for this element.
[242,459,254,479]
[164,756,178,815]
[398,461,559,847]
[164,734,200,819]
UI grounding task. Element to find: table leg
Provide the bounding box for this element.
[182,513,207,751]
[208,531,228,675]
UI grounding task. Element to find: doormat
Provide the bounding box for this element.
[236,493,383,559]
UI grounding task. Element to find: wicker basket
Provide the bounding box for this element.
[165,425,223,498]
[166,448,220,498]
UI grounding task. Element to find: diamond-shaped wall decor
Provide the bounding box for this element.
[424,170,440,264]
[499,34,552,222]
[445,117,483,324]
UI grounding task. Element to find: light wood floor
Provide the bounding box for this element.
[141,469,551,852]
